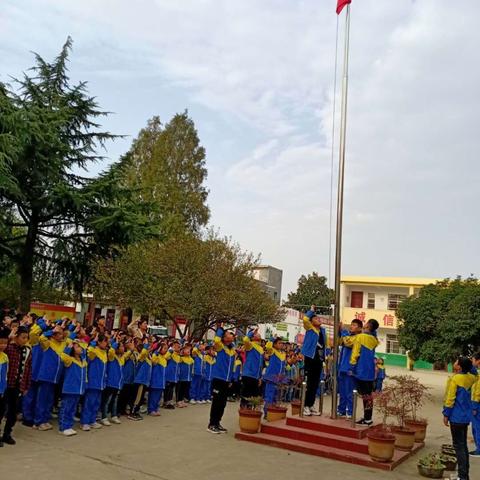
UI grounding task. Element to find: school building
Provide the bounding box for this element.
[340,276,440,369]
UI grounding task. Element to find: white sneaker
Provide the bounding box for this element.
[111,416,121,424]
[206,400,212,403]
[38,423,53,431]
[199,400,206,404]
[62,428,77,436]
[81,424,91,431]
[310,407,321,416]
[190,400,197,405]
[90,422,102,429]
[303,407,312,416]
[101,418,111,426]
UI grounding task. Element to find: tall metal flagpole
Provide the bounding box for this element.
[331,4,351,419]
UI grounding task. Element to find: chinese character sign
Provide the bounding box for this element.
[383,314,395,327]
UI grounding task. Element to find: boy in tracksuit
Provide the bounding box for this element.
[301,306,330,416]
[0,329,9,448]
[229,354,242,401]
[263,338,286,415]
[190,343,205,404]
[241,329,265,408]
[337,319,362,418]
[148,343,168,415]
[470,352,480,457]
[207,326,236,434]
[443,356,476,480]
[375,358,386,392]
[129,342,152,420]
[201,345,215,403]
[164,341,181,409]
[177,345,194,406]
[58,341,87,436]
[118,339,137,415]
[34,324,70,431]
[81,334,109,431]
[348,318,379,426]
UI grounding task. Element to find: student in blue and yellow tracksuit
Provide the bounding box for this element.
[337,319,362,418]
[149,343,168,415]
[22,318,47,427]
[201,345,215,403]
[34,324,71,431]
[443,356,476,480]
[469,352,480,458]
[80,334,108,431]
[375,358,386,392]
[100,340,129,426]
[241,329,264,408]
[164,341,181,409]
[263,338,286,415]
[118,339,137,415]
[207,326,236,434]
[129,342,152,420]
[177,345,194,406]
[0,329,9,447]
[190,343,205,404]
[58,341,87,437]
[301,306,330,416]
[349,318,379,426]
[229,353,242,401]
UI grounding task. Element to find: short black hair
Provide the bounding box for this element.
[97,333,107,343]
[16,326,29,336]
[473,351,480,361]
[0,328,10,339]
[367,319,379,332]
[351,319,363,328]
[457,356,472,374]
[273,337,283,346]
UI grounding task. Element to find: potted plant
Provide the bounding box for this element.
[441,444,456,456]
[438,453,457,471]
[417,454,446,479]
[366,389,396,462]
[385,376,416,451]
[404,377,432,443]
[238,397,263,434]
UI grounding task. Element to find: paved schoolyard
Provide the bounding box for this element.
[0,367,478,480]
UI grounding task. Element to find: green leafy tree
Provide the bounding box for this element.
[94,233,283,338]
[0,38,156,310]
[397,277,480,363]
[121,113,209,238]
[285,272,334,313]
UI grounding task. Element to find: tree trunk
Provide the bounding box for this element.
[18,219,38,312]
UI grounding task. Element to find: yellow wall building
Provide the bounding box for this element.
[340,276,440,363]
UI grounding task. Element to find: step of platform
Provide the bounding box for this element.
[235,431,423,471]
[261,421,370,454]
[286,414,370,439]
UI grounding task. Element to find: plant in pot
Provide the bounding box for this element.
[266,375,289,422]
[438,453,456,471]
[385,375,416,451]
[366,388,396,463]
[417,453,446,479]
[404,376,432,443]
[238,396,263,434]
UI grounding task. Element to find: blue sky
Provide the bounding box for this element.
[1,0,479,298]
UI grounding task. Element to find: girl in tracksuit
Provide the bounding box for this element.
[34,325,71,430]
[375,357,386,392]
[229,355,242,401]
[58,341,87,436]
[100,340,128,426]
[118,339,137,415]
[263,338,286,415]
[129,343,152,420]
[241,329,264,408]
[81,334,108,430]
[443,356,476,480]
[177,346,194,406]
[164,342,181,409]
[471,352,480,457]
[207,327,236,434]
[148,343,168,415]
[190,343,205,403]
[202,346,215,403]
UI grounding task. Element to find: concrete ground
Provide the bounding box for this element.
[0,367,478,480]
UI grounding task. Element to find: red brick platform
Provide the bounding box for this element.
[235,415,424,471]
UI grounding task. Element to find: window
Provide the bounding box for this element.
[386,334,405,354]
[350,291,363,308]
[388,294,406,310]
[367,293,375,309]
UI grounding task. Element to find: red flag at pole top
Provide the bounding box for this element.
[336,0,351,15]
